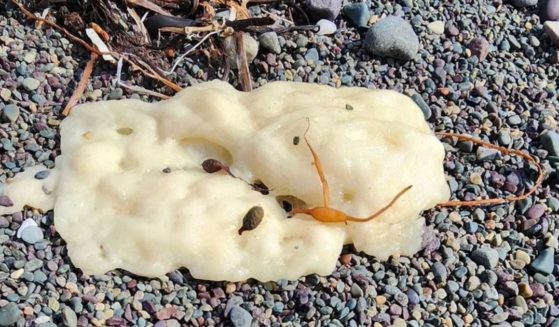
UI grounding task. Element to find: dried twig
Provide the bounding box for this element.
[116,57,171,99]
[125,56,183,92]
[436,132,544,207]
[62,53,99,116]
[163,31,220,75]
[126,0,173,16]
[11,0,182,93]
[10,0,102,55]
[127,6,151,44]
[235,32,252,91]
[160,24,218,34]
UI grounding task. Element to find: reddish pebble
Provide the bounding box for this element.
[340,254,352,265]
[437,87,450,96]
[526,204,546,220]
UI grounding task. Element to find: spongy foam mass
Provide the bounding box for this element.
[5,81,450,281]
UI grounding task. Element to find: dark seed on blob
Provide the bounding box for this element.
[252,179,269,195]
[345,104,354,110]
[162,167,171,173]
[276,195,307,212]
[202,159,223,173]
[34,170,50,180]
[0,195,14,207]
[238,206,264,235]
[293,136,300,145]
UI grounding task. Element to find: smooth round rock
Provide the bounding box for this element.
[427,21,445,34]
[229,306,252,327]
[0,303,21,327]
[258,32,281,54]
[541,130,559,156]
[343,3,370,27]
[21,226,44,244]
[223,34,259,69]
[2,104,20,123]
[316,19,337,35]
[22,77,40,91]
[62,307,78,327]
[364,16,419,61]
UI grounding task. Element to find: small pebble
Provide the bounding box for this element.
[0,195,13,207]
[316,19,337,35]
[468,37,490,61]
[471,247,499,269]
[21,226,44,244]
[541,131,559,156]
[2,104,19,123]
[0,303,21,327]
[259,32,281,54]
[305,0,342,20]
[22,77,40,91]
[343,3,370,27]
[229,306,252,327]
[530,248,555,275]
[411,93,432,119]
[427,21,445,34]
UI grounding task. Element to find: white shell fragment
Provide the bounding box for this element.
[85,28,116,63]
[0,81,449,281]
[316,19,337,35]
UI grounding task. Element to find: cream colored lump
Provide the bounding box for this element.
[1,81,449,281]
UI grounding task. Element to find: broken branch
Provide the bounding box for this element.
[62,53,99,116]
[126,0,173,16]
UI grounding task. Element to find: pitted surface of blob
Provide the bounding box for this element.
[1,81,449,281]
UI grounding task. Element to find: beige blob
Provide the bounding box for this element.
[0,81,449,281]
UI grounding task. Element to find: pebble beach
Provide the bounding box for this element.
[0,0,558,326]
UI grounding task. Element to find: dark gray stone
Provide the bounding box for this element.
[305,48,320,62]
[305,0,342,21]
[432,262,448,282]
[343,3,370,27]
[229,306,252,327]
[541,131,559,156]
[259,32,281,54]
[411,93,432,120]
[530,247,555,275]
[2,104,19,123]
[477,147,501,161]
[511,0,538,7]
[471,247,499,269]
[0,303,21,326]
[364,16,419,61]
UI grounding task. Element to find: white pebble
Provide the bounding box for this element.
[316,19,337,35]
[17,218,37,238]
[427,21,445,34]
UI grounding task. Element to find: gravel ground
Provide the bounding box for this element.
[1,1,558,327]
